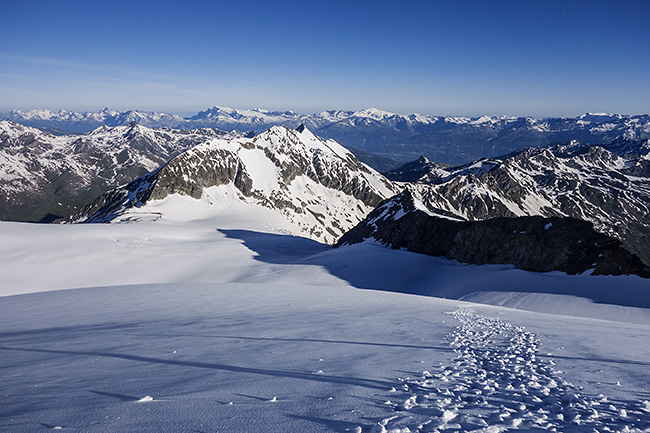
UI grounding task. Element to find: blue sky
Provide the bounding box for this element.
[2,0,649,117]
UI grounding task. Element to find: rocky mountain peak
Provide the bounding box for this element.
[66,126,399,244]
[383,155,450,183]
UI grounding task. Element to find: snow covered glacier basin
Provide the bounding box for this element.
[1,217,650,432]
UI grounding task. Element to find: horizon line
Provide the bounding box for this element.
[2,106,649,120]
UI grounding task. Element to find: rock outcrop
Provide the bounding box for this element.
[337,191,650,277]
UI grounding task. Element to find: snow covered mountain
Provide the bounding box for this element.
[188,106,305,130]
[386,138,650,265]
[0,121,229,221]
[67,125,398,244]
[5,107,650,164]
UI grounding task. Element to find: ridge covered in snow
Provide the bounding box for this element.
[389,138,650,265]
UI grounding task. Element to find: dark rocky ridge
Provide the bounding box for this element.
[383,155,450,182]
[65,168,163,223]
[337,191,650,278]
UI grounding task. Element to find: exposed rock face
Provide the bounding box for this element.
[392,138,650,265]
[0,121,228,222]
[64,168,163,224]
[337,191,650,277]
[67,126,398,245]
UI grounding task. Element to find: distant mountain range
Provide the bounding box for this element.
[3,107,650,165]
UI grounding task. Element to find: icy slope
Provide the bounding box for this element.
[69,125,398,244]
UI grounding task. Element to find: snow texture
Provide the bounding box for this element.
[1,214,650,432]
[371,307,650,432]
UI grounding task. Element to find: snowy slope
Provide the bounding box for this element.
[1,216,650,432]
[69,125,398,244]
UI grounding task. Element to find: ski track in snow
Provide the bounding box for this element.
[360,307,650,433]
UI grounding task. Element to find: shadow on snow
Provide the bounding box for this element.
[218,229,650,310]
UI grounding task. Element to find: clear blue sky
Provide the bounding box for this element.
[2,0,649,117]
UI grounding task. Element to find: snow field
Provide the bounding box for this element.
[0,282,462,432]
[1,218,649,432]
[1,281,649,432]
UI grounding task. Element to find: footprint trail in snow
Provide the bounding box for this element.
[359,307,650,433]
